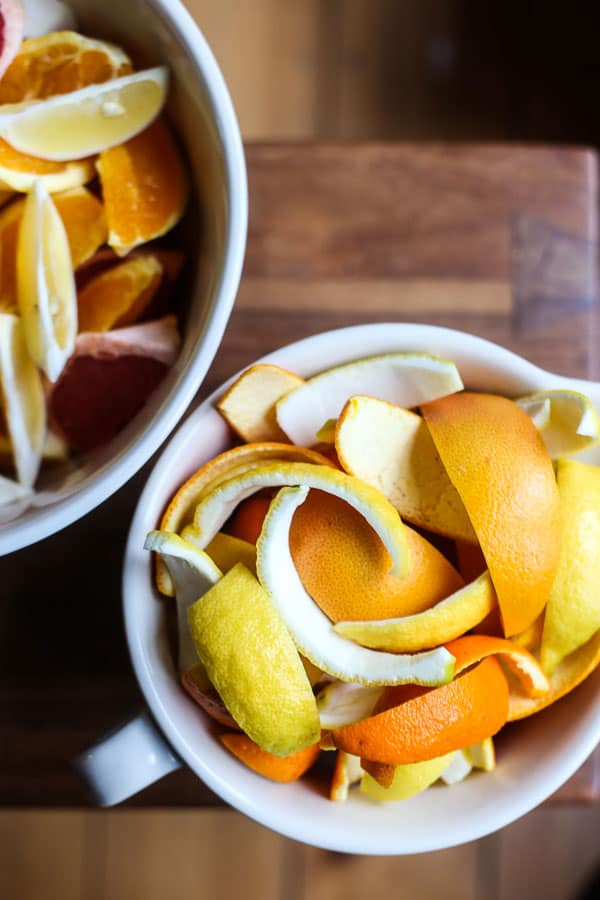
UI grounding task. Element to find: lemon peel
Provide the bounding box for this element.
[0,66,168,160]
[216,363,304,443]
[187,562,320,756]
[16,179,76,382]
[0,312,45,486]
[361,752,455,803]
[256,485,456,686]
[465,737,496,771]
[316,682,384,728]
[439,751,472,785]
[517,390,600,458]
[191,461,411,578]
[144,530,222,673]
[330,752,363,802]
[334,571,497,653]
[540,459,600,676]
[335,395,476,543]
[276,352,463,447]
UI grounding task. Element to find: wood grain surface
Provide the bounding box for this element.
[1,143,598,807]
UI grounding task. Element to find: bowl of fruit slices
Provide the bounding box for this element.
[0,0,247,553]
[78,322,600,853]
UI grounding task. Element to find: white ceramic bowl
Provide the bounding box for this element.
[115,324,600,854]
[0,0,247,555]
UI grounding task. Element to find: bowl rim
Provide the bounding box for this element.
[0,0,248,556]
[123,322,600,854]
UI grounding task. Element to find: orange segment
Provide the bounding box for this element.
[77,254,163,333]
[330,655,509,765]
[0,137,94,193]
[97,118,187,256]
[289,489,464,623]
[1,187,106,311]
[221,732,320,783]
[444,634,549,698]
[0,30,133,103]
[422,393,561,637]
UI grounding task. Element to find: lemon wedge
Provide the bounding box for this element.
[334,571,497,653]
[539,459,600,676]
[191,461,411,577]
[145,530,222,673]
[17,179,76,382]
[0,67,168,160]
[361,752,455,803]
[517,390,600,457]
[276,353,463,447]
[187,562,321,756]
[256,485,456,686]
[0,312,45,486]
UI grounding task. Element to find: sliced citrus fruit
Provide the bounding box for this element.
[0,66,168,161]
[328,655,508,765]
[221,732,320,784]
[0,427,68,466]
[203,531,257,576]
[144,530,221,673]
[335,396,476,543]
[0,136,95,193]
[289,489,464,623]
[217,363,304,443]
[276,353,463,447]
[361,752,457,802]
[0,30,132,103]
[255,485,454,686]
[316,681,384,728]
[334,571,496,653]
[181,664,240,730]
[156,443,334,596]
[0,312,45,486]
[1,187,106,310]
[439,751,472,785]
[193,463,411,577]
[330,751,363,801]
[517,390,600,458]
[508,629,600,720]
[0,0,23,81]
[77,254,162,333]
[16,179,76,382]
[187,562,320,756]
[422,392,561,637]
[97,117,186,255]
[540,459,600,676]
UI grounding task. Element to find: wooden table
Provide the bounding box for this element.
[1,143,599,806]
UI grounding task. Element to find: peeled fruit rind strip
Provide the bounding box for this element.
[276,353,464,448]
[422,392,561,637]
[445,634,549,698]
[221,733,321,784]
[330,656,509,765]
[0,137,95,193]
[0,472,32,505]
[256,485,455,686]
[361,752,456,803]
[156,443,335,596]
[540,459,600,676]
[330,751,363,802]
[439,751,472,785]
[289,490,464,624]
[17,179,77,382]
[216,363,304,443]
[187,562,320,756]
[517,390,600,458]
[465,737,495,771]
[334,571,497,653]
[316,681,384,728]
[181,664,240,731]
[202,531,257,576]
[0,66,169,161]
[508,628,600,721]
[0,313,45,486]
[193,462,411,578]
[335,396,476,543]
[144,530,222,673]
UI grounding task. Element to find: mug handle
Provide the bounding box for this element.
[74,711,182,806]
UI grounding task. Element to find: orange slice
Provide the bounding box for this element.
[97,118,187,256]
[327,655,509,765]
[156,442,335,596]
[221,733,320,783]
[288,489,464,623]
[77,254,163,333]
[421,393,561,637]
[0,137,94,193]
[0,30,132,103]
